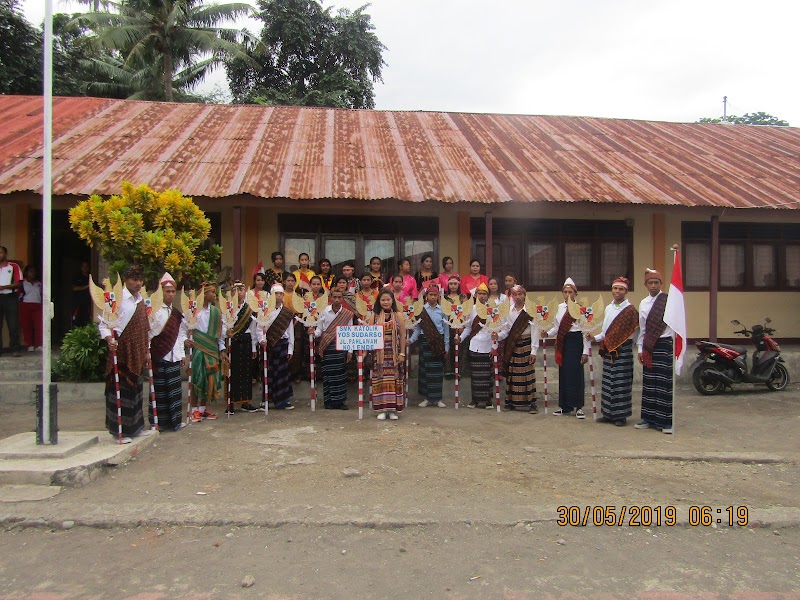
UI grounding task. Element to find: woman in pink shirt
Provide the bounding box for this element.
[437,256,458,289]
[390,275,410,305]
[461,259,489,297]
[398,259,418,299]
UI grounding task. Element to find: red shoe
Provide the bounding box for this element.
[190,410,203,423]
[202,410,218,420]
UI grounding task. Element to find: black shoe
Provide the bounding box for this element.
[339,404,349,410]
[240,403,259,413]
[528,406,538,414]
[596,416,612,423]
[225,407,236,415]
[614,419,627,427]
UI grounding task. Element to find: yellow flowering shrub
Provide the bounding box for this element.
[69,182,221,286]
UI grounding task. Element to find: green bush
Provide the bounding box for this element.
[55,324,108,382]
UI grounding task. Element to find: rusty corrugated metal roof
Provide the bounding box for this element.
[0,95,798,208]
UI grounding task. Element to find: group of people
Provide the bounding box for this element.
[0,245,43,356]
[100,254,675,442]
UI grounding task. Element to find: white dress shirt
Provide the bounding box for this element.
[545,303,591,355]
[593,299,636,343]
[257,306,295,355]
[315,305,350,338]
[192,304,226,351]
[638,292,674,352]
[148,304,188,362]
[459,307,500,354]
[99,286,142,339]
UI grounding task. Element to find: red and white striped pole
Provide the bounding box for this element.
[112,332,123,443]
[146,343,159,431]
[262,327,269,419]
[225,337,231,418]
[186,330,194,425]
[454,333,460,409]
[357,350,364,420]
[492,338,501,413]
[541,338,548,415]
[588,344,598,421]
[309,332,316,412]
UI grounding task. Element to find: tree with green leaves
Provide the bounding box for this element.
[75,0,257,101]
[227,0,386,109]
[698,112,790,126]
[0,0,42,94]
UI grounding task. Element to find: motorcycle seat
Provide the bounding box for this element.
[715,343,748,354]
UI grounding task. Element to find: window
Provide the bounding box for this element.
[278,215,437,279]
[474,218,633,290]
[682,222,800,290]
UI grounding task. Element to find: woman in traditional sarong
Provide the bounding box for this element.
[461,260,489,297]
[543,277,590,419]
[318,258,336,292]
[368,290,406,420]
[589,277,639,426]
[414,253,438,298]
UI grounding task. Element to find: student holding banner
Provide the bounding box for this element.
[368,290,406,420]
[408,284,450,408]
[312,289,353,410]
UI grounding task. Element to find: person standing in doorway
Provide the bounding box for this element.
[0,246,22,356]
[19,265,43,351]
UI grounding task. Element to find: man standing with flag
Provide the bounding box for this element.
[663,245,687,429]
[635,268,675,434]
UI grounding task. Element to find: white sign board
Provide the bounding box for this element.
[336,325,384,351]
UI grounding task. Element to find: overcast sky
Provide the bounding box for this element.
[23,0,800,126]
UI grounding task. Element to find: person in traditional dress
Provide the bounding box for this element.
[461,260,489,297]
[356,273,378,318]
[437,256,458,289]
[542,277,590,419]
[99,264,150,442]
[258,284,296,410]
[293,252,315,292]
[318,258,336,292]
[459,283,498,409]
[389,275,410,305]
[342,263,359,294]
[251,271,267,385]
[503,285,539,412]
[414,253,438,297]
[443,274,468,379]
[636,268,674,434]
[283,273,305,383]
[488,277,506,306]
[225,280,259,414]
[368,256,386,290]
[398,259,418,300]
[148,272,187,430]
[264,251,287,289]
[408,284,450,407]
[186,282,226,422]
[588,277,639,426]
[312,288,354,409]
[368,290,406,420]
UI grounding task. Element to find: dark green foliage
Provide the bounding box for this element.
[227,0,386,109]
[55,324,108,382]
[0,0,42,94]
[698,112,790,126]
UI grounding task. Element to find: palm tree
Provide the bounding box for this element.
[75,0,258,101]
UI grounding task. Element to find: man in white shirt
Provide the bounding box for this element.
[99,265,150,442]
[258,284,295,410]
[148,272,187,431]
[635,268,675,434]
[503,285,539,413]
[459,283,505,409]
[312,289,353,409]
[185,282,226,422]
[0,246,22,356]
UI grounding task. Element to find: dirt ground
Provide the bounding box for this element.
[1,377,798,598]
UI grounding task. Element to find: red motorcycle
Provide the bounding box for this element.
[691,318,789,395]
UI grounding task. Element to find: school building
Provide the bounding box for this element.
[1,95,798,343]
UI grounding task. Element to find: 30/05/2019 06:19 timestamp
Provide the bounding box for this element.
[556,505,750,527]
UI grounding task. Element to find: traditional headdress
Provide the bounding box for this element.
[475,282,489,292]
[510,284,526,294]
[201,281,217,293]
[612,276,630,290]
[233,279,246,288]
[562,277,577,293]
[426,283,440,295]
[271,283,285,294]
[644,268,662,283]
[160,271,176,288]
[448,274,461,282]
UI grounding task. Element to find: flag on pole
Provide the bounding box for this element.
[664,248,687,375]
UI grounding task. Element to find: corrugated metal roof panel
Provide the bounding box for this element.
[0,96,798,208]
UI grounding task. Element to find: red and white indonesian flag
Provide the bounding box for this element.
[664,249,687,375]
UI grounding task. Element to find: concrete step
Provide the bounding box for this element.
[2,370,43,381]
[0,430,157,486]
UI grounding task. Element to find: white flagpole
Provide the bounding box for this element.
[41,0,55,444]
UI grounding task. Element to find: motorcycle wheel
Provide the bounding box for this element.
[766,363,789,392]
[693,364,725,395]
